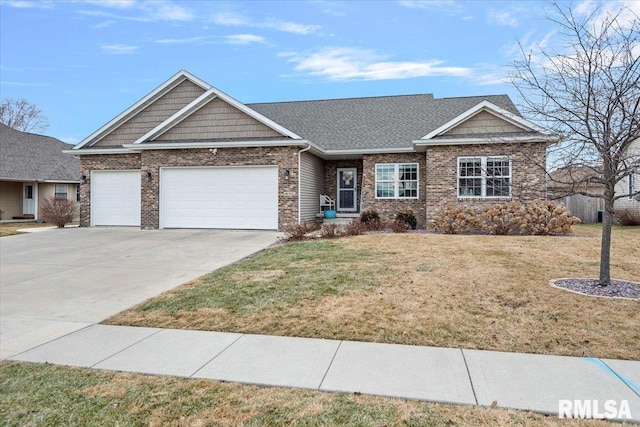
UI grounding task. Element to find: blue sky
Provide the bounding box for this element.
[0,0,633,144]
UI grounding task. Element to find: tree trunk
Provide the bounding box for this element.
[599,197,614,286]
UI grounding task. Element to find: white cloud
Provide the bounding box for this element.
[100,44,139,54]
[0,80,50,87]
[210,11,320,35]
[575,0,640,30]
[76,1,195,22]
[155,36,206,44]
[146,2,194,21]
[397,0,463,14]
[3,0,55,9]
[487,8,519,27]
[78,0,135,8]
[284,47,472,81]
[223,34,267,45]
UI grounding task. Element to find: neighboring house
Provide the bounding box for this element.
[0,123,81,221]
[67,70,557,231]
[547,165,605,224]
[613,137,640,214]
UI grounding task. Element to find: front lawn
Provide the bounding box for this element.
[0,361,615,426]
[0,222,54,237]
[105,224,640,360]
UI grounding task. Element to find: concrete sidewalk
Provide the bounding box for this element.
[7,324,640,422]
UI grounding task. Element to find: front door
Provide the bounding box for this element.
[23,183,35,215]
[337,168,357,212]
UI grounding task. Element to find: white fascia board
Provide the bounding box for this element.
[131,89,218,145]
[62,148,140,155]
[420,100,550,140]
[72,70,211,150]
[322,147,415,155]
[122,140,309,150]
[209,87,302,140]
[41,179,83,183]
[413,134,560,146]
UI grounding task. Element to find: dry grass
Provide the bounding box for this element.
[106,224,640,360]
[0,361,617,426]
[0,222,55,237]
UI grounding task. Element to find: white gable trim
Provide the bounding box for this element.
[123,140,309,150]
[72,70,211,150]
[413,134,559,147]
[419,100,549,141]
[62,148,141,155]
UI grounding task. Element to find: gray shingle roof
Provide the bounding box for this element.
[0,123,80,181]
[248,94,521,151]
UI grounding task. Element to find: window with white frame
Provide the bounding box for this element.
[54,184,68,200]
[458,156,511,198]
[76,184,81,202]
[375,163,418,199]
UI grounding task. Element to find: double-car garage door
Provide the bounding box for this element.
[91,166,278,230]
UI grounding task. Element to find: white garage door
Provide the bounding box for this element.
[160,166,278,230]
[91,170,141,226]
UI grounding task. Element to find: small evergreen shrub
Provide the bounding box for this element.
[615,209,640,226]
[395,209,417,229]
[40,197,77,228]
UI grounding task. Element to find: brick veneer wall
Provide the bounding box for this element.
[80,147,299,230]
[425,142,547,220]
[324,159,363,212]
[362,153,427,228]
[79,154,142,227]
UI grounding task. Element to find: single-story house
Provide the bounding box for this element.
[67,70,557,231]
[0,123,81,221]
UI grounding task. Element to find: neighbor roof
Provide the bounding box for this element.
[0,123,80,182]
[248,94,521,151]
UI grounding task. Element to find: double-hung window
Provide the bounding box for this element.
[458,156,511,198]
[375,163,418,199]
[54,184,68,200]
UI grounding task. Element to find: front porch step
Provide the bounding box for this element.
[317,212,359,226]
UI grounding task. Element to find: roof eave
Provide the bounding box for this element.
[413,134,560,146]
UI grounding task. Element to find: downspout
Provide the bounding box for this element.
[297,144,312,224]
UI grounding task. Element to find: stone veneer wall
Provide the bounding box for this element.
[362,153,427,228]
[424,142,547,220]
[79,154,142,227]
[80,147,299,230]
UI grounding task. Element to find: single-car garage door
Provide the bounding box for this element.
[160,166,278,230]
[91,170,141,226]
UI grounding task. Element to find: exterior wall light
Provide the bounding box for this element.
[81,175,87,184]
[284,169,290,180]
[145,171,152,182]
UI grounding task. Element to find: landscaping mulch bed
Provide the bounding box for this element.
[552,278,640,300]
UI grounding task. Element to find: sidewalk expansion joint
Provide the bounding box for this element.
[587,357,640,398]
[190,333,245,378]
[460,349,478,406]
[318,340,342,390]
[89,327,163,368]
[6,322,96,360]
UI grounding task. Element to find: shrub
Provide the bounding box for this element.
[40,197,77,228]
[615,209,640,226]
[344,219,367,236]
[320,223,341,239]
[481,202,523,235]
[360,210,379,224]
[395,209,417,229]
[389,219,410,233]
[518,199,579,235]
[429,205,480,234]
[284,222,319,242]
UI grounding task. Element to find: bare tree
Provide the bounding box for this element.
[0,98,49,133]
[511,2,639,286]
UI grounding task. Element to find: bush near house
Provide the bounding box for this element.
[40,197,77,228]
[615,209,640,226]
[395,209,417,230]
[430,199,579,235]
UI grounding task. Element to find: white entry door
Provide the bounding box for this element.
[23,183,35,215]
[160,166,278,230]
[337,168,357,211]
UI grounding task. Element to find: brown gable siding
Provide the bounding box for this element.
[444,110,523,135]
[156,97,283,141]
[92,80,206,147]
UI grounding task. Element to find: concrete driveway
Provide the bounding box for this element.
[0,227,280,359]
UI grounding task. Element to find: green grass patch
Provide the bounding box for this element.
[1,361,610,426]
[136,240,391,315]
